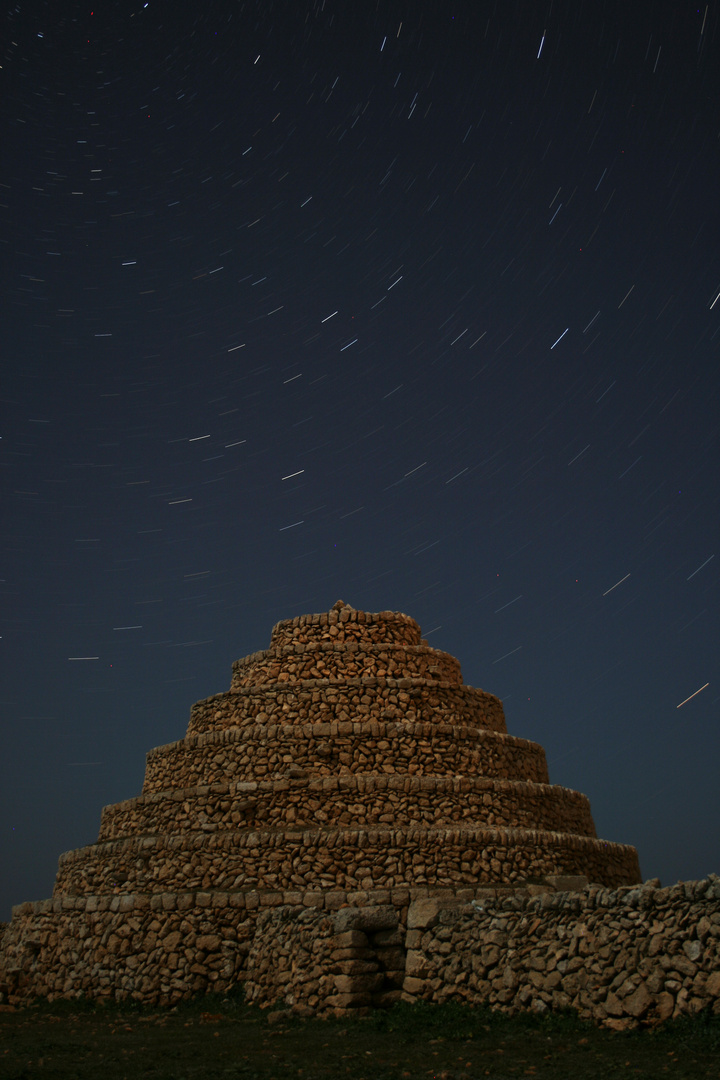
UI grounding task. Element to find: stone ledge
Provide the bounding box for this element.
[100,774,596,845]
[186,679,508,736]
[146,717,530,759]
[110,774,592,810]
[192,677,497,704]
[57,823,638,864]
[50,824,640,899]
[230,642,463,689]
[12,878,540,923]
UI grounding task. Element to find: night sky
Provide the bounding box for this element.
[2,0,719,922]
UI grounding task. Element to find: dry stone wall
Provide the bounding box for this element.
[142,722,547,792]
[399,875,720,1027]
[230,643,464,687]
[244,903,409,1012]
[238,877,720,1025]
[51,825,637,899]
[0,886,444,1007]
[267,609,423,647]
[100,775,596,840]
[184,681,508,737]
[4,879,718,1024]
[1,892,258,1004]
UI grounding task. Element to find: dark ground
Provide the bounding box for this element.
[1,995,719,1080]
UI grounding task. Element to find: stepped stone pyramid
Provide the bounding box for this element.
[54,601,639,894]
[0,601,640,1005]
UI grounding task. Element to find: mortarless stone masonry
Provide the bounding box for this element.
[2,601,715,1023]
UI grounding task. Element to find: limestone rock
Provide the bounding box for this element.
[407,899,442,930]
[405,950,432,978]
[604,1017,638,1032]
[655,992,675,1021]
[624,982,653,1019]
[332,907,397,935]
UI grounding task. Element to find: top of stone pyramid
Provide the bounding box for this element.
[266,603,425,653]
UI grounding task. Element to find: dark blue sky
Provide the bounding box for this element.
[2,0,719,920]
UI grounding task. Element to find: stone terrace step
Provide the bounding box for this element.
[268,605,423,648]
[230,643,463,687]
[141,722,548,795]
[186,680,507,736]
[52,824,641,897]
[99,775,596,842]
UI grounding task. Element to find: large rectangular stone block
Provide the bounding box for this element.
[331,947,376,961]
[407,899,441,930]
[334,973,385,993]
[544,875,589,892]
[332,906,398,934]
[333,930,368,948]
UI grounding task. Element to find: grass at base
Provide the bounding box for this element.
[1,995,719,1080]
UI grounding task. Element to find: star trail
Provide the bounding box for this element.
[1,0,718,918]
